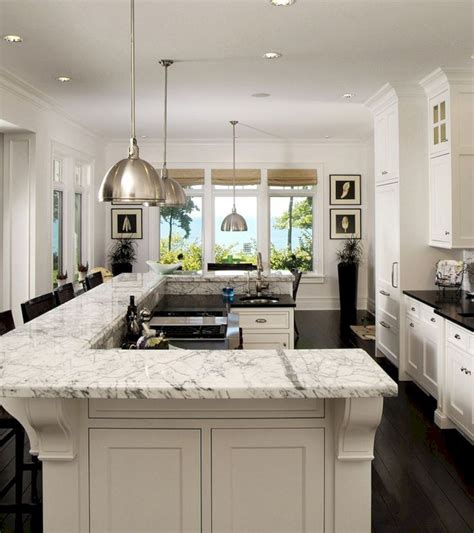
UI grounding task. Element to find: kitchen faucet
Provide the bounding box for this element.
[255,252,269,297]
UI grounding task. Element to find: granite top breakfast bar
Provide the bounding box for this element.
[0,272,397,533]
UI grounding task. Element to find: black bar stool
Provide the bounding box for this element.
[54,283,76,306]
[21,293,57,324]
[292,270,303,339]
[0,310,15,336]
[85,271,103,290]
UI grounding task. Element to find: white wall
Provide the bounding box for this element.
[104,139,374,310]
[0,70,106,318]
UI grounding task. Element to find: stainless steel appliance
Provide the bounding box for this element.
[149,311,240,350]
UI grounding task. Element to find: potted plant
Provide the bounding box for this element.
[336,237,363,324]
[108,238,137,276]
[56,271,68,287]
[78,263,89,282]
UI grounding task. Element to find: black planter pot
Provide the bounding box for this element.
[338,262,359,324]
[111,263,133,276]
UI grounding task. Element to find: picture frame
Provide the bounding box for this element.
[330,208,362,239]
[111,208,143,239]
[329,174,361,205]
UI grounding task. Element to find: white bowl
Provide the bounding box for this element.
[146,261,182,275]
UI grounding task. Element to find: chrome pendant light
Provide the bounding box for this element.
[98,0,164,204]
[221,121,248,232]
[157,60,186,207]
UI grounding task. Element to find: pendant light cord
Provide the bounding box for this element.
[231,120,238,210]
[129,0,138,157]
[163,62,168,170]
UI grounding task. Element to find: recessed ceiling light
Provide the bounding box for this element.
[324,135,331,139]
[270,0,295,5]
[252,93,271,98]
[141,135,148,139]
[342,93,356,99]
[3,35,23,43]
[263,52,282,60]
[57,76,71,83]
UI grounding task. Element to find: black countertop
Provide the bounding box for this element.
[154,293,296,313]
[403,290,474,332]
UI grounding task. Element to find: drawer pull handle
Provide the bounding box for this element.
[430,317,436,323]
[454,334,461,340]
[381,170,388,175]
[380,321,390,329]
[445,231,450,236]
[411,307,416,312]
[379,290,390,296]
[409,322,415,328]
[255,318,267,324]
[460,367,471,375]
[283,343,287,347]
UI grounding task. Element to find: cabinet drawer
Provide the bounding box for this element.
[243,332,290,350]
[377,310,399,365]
[237,311,289,330]
[420,305,440,329]
[378,286,399,323]
[447,322,470,351]
[406,298,420,318]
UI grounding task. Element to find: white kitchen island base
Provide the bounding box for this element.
[4,396,383,533]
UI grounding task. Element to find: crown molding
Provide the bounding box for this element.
[419,67,474,93]
[107,137,368,146]
[0,67,104,142]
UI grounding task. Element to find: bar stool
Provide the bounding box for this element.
[0,310,15,336]
[0,313,42,530]
[54,283,75,306]
[21,292,57,324]
[292,270,303,339]
[85,271,103,291]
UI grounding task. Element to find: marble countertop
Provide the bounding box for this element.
[404,290,474,332]
[0,273,397,400]
[165,270,294,282]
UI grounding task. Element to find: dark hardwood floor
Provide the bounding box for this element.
[296,310,474,533]
[0,310,472,532]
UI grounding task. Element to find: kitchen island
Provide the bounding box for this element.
[0,273,397,533]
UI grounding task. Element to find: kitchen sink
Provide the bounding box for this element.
[239,296,280,304]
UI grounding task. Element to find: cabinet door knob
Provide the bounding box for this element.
[430,317,436,323]
[411,307,416,312]
[466,370,472,375]
[409,322,415,328]
[283,343,287,347]
[256,318,267,324]
[381,170,388,175]
[379,321,390,329]
[454,334,461,340]
[445,231,450,236]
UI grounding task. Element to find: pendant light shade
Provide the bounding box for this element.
[221,121,248,232]
[157,60,186,207]
[98,0,164,204]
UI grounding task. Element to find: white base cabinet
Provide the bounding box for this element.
[232,307,295,349]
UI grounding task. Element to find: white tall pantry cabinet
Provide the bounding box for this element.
[366,84,452,377]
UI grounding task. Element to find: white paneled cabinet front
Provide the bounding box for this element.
[446,343,473,439]
[374,102,399,184]
[89,429,201,533]
[429,154,452,246]
[232,307,294,349]
[211,428,325,533]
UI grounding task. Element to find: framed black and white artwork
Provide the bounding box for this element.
[330,209,361,239]
[111,208,143,239]
[329,174,361,205]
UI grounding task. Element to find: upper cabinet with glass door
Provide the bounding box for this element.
[429,90,450,157]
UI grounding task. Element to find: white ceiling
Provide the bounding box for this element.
[0,0,473,141]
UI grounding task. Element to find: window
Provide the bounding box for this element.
[52,190,64,285]
[159,170,204,271]
[214,196,257,264]
[268,169,317,273]
[51,150,91,287]
[160,197,202,271]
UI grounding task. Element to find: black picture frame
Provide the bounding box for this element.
[329,174,361,205]
[111,208,143,239]
[330,208,362,239]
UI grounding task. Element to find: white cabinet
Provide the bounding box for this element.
[211,428,325,533]
[421,68,474,249]
[89,429,201,533]
[429,154,452,246]
[446,343,473,440]
[374,102,399,184]
[232,307,294,349]
[404,298,441,399]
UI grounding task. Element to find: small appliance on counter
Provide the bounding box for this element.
[435,259,466,299]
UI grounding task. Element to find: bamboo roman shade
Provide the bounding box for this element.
[166,169,205,187]
[211,169,261,186]
[267,169,318,187]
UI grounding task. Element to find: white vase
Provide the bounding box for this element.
[78,272,87,282]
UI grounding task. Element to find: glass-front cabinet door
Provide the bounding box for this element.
[430,90,450,156]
